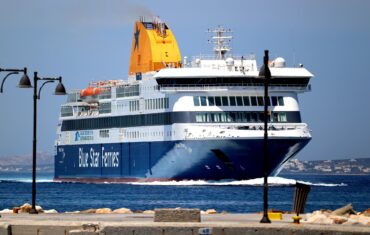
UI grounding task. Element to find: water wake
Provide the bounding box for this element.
[128,176,347,187]
[0,176,347,187]
[0,178,53,183]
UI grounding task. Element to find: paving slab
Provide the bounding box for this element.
[0,213,369,235]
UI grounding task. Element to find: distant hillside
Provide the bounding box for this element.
[281,158,370,175]
[0,153,369,175]
[0,152,53,173]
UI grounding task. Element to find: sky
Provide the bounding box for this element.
[0,0,369,161]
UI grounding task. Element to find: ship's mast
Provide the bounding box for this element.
[207,26,232,59]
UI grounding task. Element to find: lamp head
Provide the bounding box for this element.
[258,64,271,78]
[258,50,271,78]
[18,73,32,88]
[54,79,67,95]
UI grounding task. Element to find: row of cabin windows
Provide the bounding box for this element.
[125,130,175,139]
[195,112,287,123]
[130,98,169,112]
[98,89,112,99]
[66,85,139,104]
[61,102,111,117]
[99,102,111,114]
[99,129,109,138]
[62,111,295,132]
[62,112,172,131]
[145,98,169,110]
[66,89,112,103]
[116,84,140,98]
[67,92,80,103]
[129,100,140,112]
[193,96,284,107]
[62,97,169,116]
[61,106,73,117]
[66,84,145,104]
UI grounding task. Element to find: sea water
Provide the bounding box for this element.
[0,173,369,213]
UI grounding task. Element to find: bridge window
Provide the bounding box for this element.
[265,97,271,106]
[208,96,215,106]
[193,95,279,107]
[236,96,243,106]
[271,96,278,106]
[243,96,250,106]
[200,96,207,106]
[215,96,222,106]
[229,96,236,106]
[271,96,284,106]
[61,106,73,117]
[278,96,285,106]
[257,96,264,106]
[251,96,257,106]
[193,96,200,106]
[221,96,229,106]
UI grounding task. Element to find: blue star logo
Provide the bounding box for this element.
[134,23,140,50]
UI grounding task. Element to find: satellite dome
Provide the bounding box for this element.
[225,57,234,66]
[274,57,285,68]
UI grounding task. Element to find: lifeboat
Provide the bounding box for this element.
[80,87,101,97]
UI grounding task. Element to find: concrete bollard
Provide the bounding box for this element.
[0,223,10,235]
[154,208,201,222]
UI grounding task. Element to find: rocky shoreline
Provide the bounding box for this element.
[303,204,370,226]
[0,203,219,215]
[1,203,369,226]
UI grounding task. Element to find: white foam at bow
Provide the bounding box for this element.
[0,177,53,183]
[0,176,347,187]
[128,176,347,187]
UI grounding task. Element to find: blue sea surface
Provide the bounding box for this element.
[0,173,369,213]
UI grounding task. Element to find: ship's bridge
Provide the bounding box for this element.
[153,58,314,93]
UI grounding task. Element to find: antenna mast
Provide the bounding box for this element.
[207,26,232,59]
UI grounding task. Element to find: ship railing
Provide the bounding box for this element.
[235,123,309,131]
[184,123,310,139]
[77,109,99,117]
[159,83,311,92]
[185,123,309,132]
[209,123,308,131]
[191,54,256,61]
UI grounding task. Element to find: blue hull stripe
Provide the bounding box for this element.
[55,138,310,182]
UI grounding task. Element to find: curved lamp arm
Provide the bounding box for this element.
[37,80,55,99]
[0,71,19,93]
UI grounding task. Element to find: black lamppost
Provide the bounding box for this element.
[259,50,271,223]
[19,71,67,214]
[0,67,30,93]
[0,67,30,218]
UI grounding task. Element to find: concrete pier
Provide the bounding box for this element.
[0,213,369,235]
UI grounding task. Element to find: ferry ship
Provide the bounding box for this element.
[54,18,313,182]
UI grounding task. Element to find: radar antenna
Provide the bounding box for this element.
[207,26,232,59]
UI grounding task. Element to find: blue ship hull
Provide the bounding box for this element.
[54,138,310,182]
